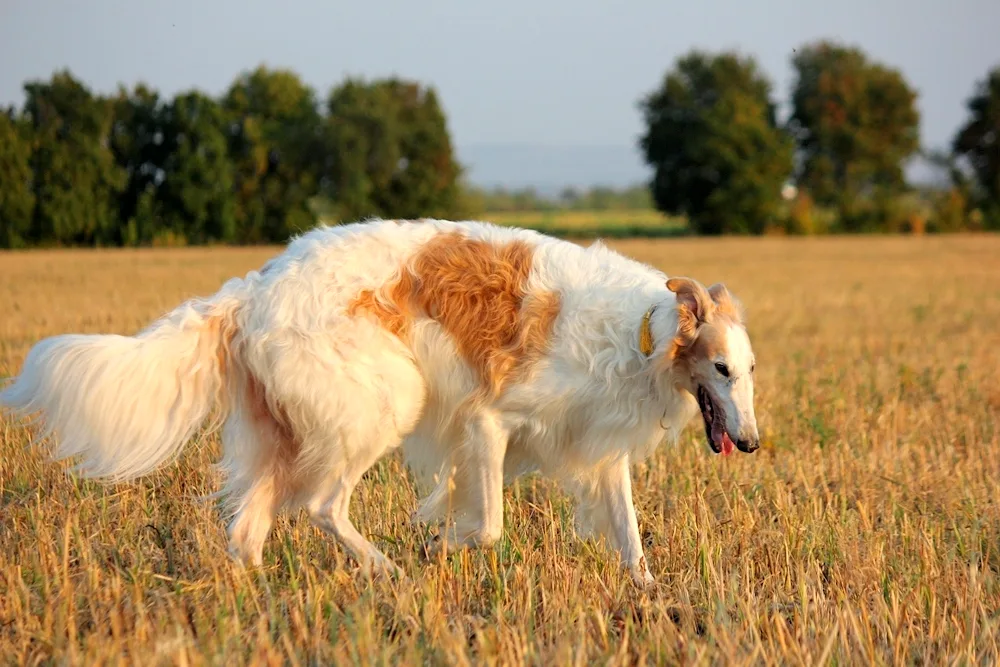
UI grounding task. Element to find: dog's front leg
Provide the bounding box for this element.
[576,457,653,587]
[423,408,509,558]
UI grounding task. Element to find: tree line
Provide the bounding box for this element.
[0,67,463,248]
[463,184,653,213]
[640,42,1000,235]
[1,40,998,247]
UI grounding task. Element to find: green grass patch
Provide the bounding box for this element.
[484,209,689,238]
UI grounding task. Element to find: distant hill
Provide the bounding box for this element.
[456,143,649,195]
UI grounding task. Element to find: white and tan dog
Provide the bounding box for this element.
[0,219,759,585]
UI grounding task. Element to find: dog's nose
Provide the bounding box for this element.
[736,437,759,453]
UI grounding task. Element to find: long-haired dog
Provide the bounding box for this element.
[0,219,759,585]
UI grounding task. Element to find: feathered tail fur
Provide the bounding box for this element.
[0,278,246,481]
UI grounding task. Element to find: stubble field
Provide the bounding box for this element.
[1,234,999,665]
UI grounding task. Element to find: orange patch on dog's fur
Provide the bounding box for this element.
[348,269,416,339]
[349,232,561,395]
[246,373,297,458]
[512,289,562,384]
[241,368,301,503]
[210,312,239,378]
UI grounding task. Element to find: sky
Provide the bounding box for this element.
[1,0,997,189]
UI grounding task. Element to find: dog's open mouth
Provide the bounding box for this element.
[697,386,736,456]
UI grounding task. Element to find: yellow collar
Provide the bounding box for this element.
[639,305,657,356]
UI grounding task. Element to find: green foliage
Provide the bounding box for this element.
[952,66,1000,229]
[110,87,237,245]
[154,92,237,244]
[459,184,653,214]
[223,66,323,243]
[929,188,973,233]
[2,68,466,247]
[0,110,35,248]
[109,84,169,244]
[779,192,835,236]
[638,51,794,235]
[484,209,687,239]
[563,185,653,211]
[466,186,558,213]
[789,41,920,229]
[24,71,126,246]
[0,52,993,245]
[321,78,462,221]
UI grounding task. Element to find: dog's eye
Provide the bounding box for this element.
[714,362,730,377]
[751,362,756,374]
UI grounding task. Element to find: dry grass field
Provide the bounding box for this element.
[1,234,999,665]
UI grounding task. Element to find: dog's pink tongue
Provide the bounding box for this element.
[721,432,735,456]
[712,423,736,456]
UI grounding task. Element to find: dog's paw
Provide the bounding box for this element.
[422,529,467,560]
[421,534,445,560]
[633,568,655,588]
[629,559,655,589]
[362,556,406,583]
[227,544,264,570]
[378,564,407,583]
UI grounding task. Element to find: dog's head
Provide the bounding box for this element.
[666,277,759,456]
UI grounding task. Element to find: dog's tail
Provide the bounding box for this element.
[0,278,248,481]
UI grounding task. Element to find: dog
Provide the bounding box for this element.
[0,218,759,585]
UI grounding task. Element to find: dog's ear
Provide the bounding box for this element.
[707,283,744,323]
[666,277,713,353]
[666,277,713,322]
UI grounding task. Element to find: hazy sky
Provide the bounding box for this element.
[1,0,997,187]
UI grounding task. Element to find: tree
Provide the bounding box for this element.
[4,68,467,247]
[0,110,35,248]
[321,78,463,221]
[110,87,237,245]
[109,84,169,244]
[952,66,1000,228]
[639,51,794,235]
[223,66,323,243]
[154,91,237,244]
[789,41,920,229]
[24,71,125,245]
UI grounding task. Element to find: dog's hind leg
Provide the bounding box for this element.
[222,378,296,567]
[291,338,426,577]
[306,431,404,577]
[227,472,286,566]
[424,408,509,557]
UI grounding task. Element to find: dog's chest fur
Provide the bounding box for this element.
[496,317,699,478]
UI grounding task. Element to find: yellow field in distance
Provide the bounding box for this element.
[481,208,687,237]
